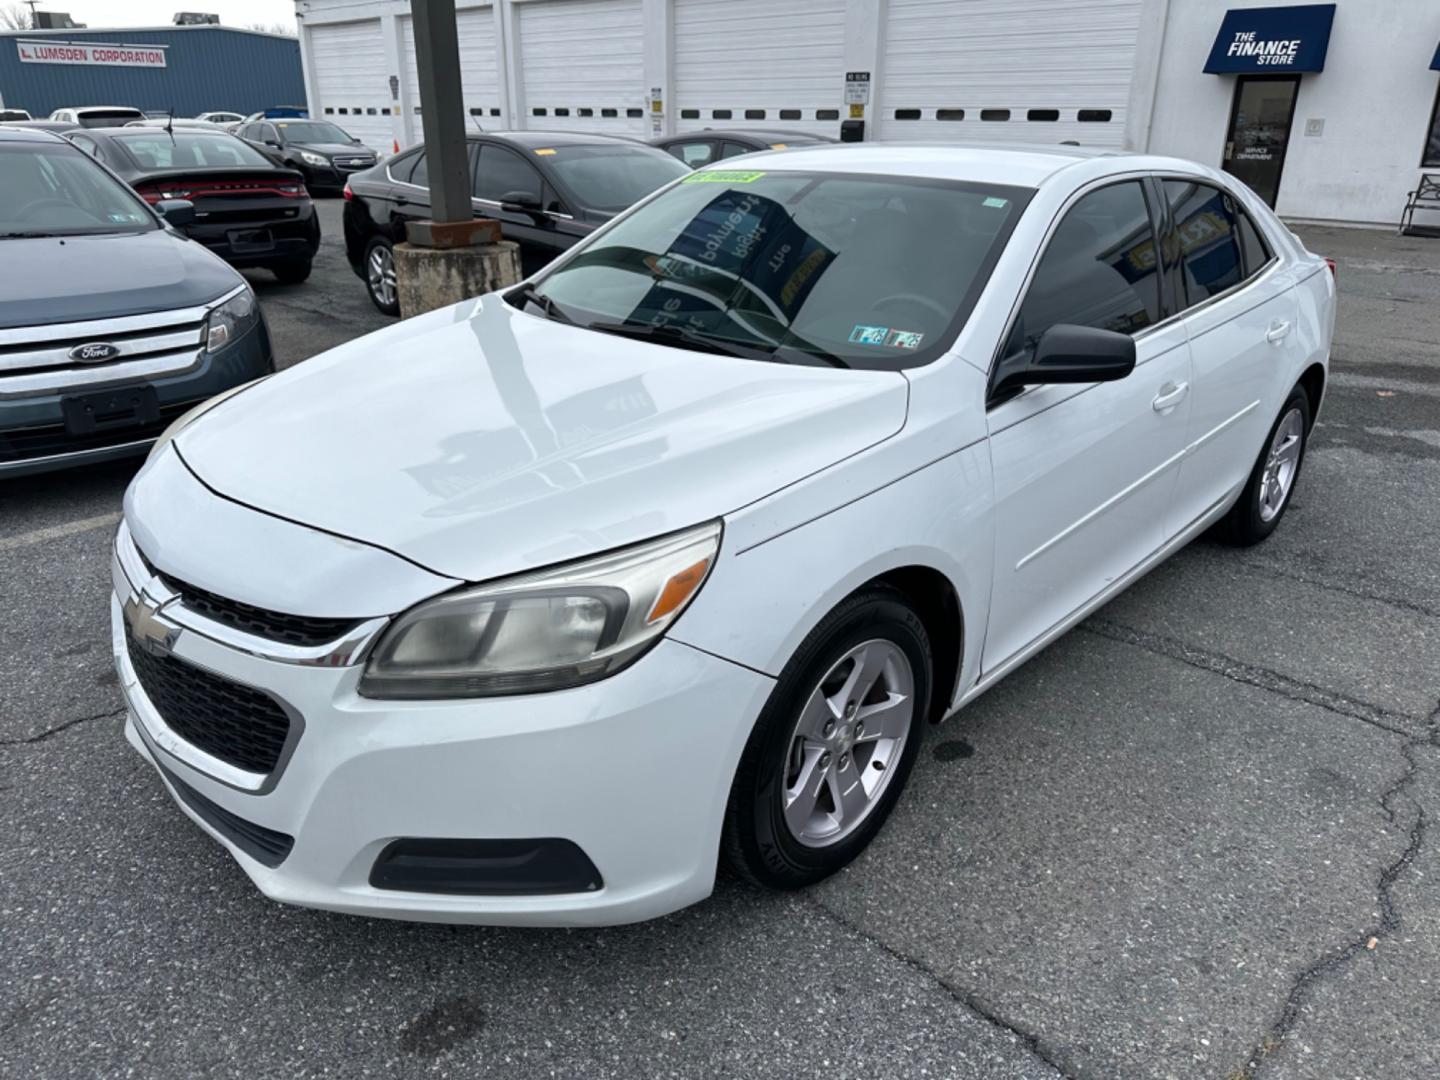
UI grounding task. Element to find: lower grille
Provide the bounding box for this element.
[160,764,294,867]
[0,399,198,464]
[126,636,293,775]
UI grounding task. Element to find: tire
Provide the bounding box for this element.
[722,585,932,889]
[364,237,400,316]
[1216,387,1312,546]
[271,259,312,284]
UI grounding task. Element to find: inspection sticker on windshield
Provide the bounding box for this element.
[534,148,557,155]
[682,170,766,184]
[886,329,925,349]
[848,325,890,345]
[982,196,1009,209]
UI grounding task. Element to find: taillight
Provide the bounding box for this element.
[343,182,353,201]
[277,183,304,197]
[1323,256,1337,278]
[135,184,192,204]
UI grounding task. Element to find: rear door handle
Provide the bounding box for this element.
[1266,320,1292,343]
[1152,381,1189,413]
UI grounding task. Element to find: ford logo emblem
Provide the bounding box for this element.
[69,342,120,363]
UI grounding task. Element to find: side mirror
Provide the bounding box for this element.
[990,324,1136,402]
[155,198,196,228]
[265,139,282,148]
[499,190,543,217]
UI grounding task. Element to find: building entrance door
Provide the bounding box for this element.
[1222,75,1300,208]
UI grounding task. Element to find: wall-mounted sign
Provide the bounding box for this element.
[1203,5,1335,74]
[844,71,870,106]
[16,40,168,68]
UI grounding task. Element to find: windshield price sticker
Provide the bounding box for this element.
[682,170,766,184]
[982,196,1009,209]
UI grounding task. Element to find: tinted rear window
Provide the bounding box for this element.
[116,132,274,170]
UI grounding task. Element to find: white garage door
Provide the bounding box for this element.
[401,4,502,136]
[309,19,393,151]
[673,0,846,137]
[516,0,645,135]
[876,0,1141,147]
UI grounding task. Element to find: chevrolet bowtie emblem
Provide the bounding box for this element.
[123,591,178,657]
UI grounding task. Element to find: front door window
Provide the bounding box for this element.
[1222,75,1299,208]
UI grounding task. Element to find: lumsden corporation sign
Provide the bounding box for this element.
[16,40,168,68]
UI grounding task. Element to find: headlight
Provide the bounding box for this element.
[299,150,329,167]
[145,376,267,462]
[204,286,258,352]
[358,522,722,699]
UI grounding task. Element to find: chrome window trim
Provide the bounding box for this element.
[385,151,577,220]
[987,170,1291,387]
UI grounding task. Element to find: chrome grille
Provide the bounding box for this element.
[0,298,218,399]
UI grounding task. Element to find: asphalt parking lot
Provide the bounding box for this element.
[3,198,1438,1079]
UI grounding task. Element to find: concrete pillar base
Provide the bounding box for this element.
[394,240,523,318]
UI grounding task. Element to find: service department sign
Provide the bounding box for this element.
[16,40,167,68]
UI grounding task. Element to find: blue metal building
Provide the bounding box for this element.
[0,26,304,118]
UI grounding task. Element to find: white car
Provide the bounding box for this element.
[195,111,245,126]
[48,105,145,128]
[112,145,1334,926]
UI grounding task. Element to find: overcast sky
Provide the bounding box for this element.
[29,1,297,31]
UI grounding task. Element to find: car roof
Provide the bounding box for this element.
[0,125,69,143]
[715,142,1133,187]
[82,125,240,138]
[670,129,833,143]
[474,129,651,148]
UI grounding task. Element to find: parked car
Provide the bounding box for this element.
[0,127,273,478]
[48,106,145,128]
[112,144,1333,926]
[0,108,31,122]
[124,118,223,130]
[196,111,244,126]
[237,118,375,194]
[67,126,320,282]
[343,130,689,314]
[651,127,836,168]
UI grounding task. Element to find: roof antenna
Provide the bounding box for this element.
[165,107,174,138]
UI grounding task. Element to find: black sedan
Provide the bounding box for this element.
[238,118,377,194]
[65,127,320,282]
[342,130,688,315]
[651,128,835,169]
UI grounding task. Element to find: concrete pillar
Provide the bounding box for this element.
[394,241,523,317]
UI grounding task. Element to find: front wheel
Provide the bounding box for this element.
[1217,387,1312,545]
[364,237,400,316]
[722,586,931,889]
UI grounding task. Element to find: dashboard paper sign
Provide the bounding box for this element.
[16,40,167,67]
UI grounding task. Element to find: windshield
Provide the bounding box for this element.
[115,132,274,169]
[0,141,156,238]
[77,109,144,128]
[545,144,690,213]
[526,169,1030,369]
[276,121,354,143]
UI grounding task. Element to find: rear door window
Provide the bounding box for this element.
[1235,207,1273,278]
[1163,180,1243,305]
[473,145,543,203]
[1004,180,1163,362]
[720,142,753,159]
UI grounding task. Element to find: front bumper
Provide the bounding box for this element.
[112,578,772,926]
[0,319,273,479]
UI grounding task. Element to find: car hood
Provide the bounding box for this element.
[176,296,909,583]
[0,229,241,328]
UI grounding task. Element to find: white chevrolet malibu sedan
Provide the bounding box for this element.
[113,145,1334,925]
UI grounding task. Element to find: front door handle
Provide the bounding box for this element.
[1266,320,1292,344]
[1152,381,1189,413]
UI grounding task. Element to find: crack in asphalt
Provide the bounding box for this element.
[1082,619,1421,739]
[1236,701,1440,1079]
[806,896,1073,1079]
[1220,553,1440,623]
[0,706,125,747]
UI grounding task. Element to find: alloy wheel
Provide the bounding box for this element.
[781,639,914,848]
[367,245,397,309]
[1258,407,1304,522]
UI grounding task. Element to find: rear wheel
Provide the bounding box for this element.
[365,237,399,316]
[1217,387,1311,545]
[271,259,312,284]
[722,586,931,889]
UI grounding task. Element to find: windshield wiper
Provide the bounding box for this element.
[507,282,577,326]
[585,320,773,360]
[0,231,61,239]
